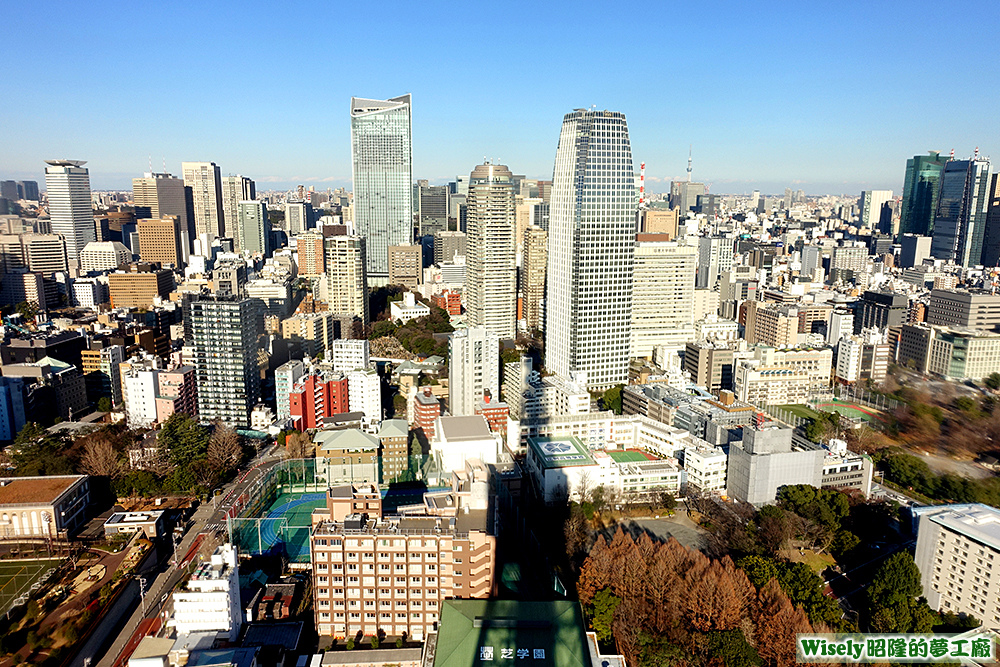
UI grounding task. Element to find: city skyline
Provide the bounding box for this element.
[2,1,998,193]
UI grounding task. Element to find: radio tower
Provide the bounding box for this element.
[638,162,646,208]
[686,145,693,182]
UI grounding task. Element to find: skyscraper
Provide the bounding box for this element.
[44,159,95,262]
[900,151,949,238]
[238,201,271,256]
[132,172,189,234]
[419,184,449,236]
[546,109,636,390]
[285,201,314,235]
[522,225,547,333]
[321,235,369,324]
[182,161,225,241]
[630,236,697,358]
[350,95,413,282]
[187,294,261,428]
[221,175,255,247]
[930,156,992,267]
[859,190,893,229]
[449,326,500,416]
[465,162,516,339]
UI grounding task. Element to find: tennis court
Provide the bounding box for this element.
[231,492,326,562]
[814,401,885,423]
[0,558,62,612]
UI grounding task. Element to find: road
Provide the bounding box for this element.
[74,446,284,667]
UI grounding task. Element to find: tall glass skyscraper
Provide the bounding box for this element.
[44,159,95,262]
[545,109,636,390]
[465,161,516,339]
[350,95,413,282]
[899,151,948,239]
[930,157,992,267]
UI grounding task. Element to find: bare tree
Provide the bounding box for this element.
[285,431,314,459]
[80,437,124,479]
[207,421,242,473]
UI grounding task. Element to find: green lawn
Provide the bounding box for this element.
[773,404,821,420]
[607,451,649,463]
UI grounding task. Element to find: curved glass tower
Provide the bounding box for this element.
[350,95,413,282]
[545,109,636,390]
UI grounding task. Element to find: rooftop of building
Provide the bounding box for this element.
[314,428,380,452]
[315,507,488,537]
[923,503,1000,552]
[187,648,259,667]
[376,419,409,439]
[527,436,596,469]
[129,636,175,661]
[104,510,164,526]
[0,475,85,506]
[437,415,493,442]
[431,600,599,667]
[241,621,302,650]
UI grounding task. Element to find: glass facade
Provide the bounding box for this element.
[350,95,413,280]
[899,151,947,239]
[546,109,636,390]
[930,158,992,267]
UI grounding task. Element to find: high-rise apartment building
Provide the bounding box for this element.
[237,200,270,256]
[137,216,186,267]
[900,151,949,238]
[465,162,516,339]
[44,160,95,262]
[321,235,369,324]
[350,95,413,282]
[296,232,326,278]
[182,162,225,241]
[859,190,893,229]
[630,236,697,358]
[931,157,992,266]
[132,173,189,239]
[522,225,547,332]
[449,327,500,416]
[546,109,636,390]
[221,175,255,247]
[187,294,262,428]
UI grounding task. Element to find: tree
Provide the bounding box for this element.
[158,413,208,465]
[285,431,313,459]
[986,372,1000,391]
[207,421,242,474]
[600,385,624,414]
[79,435,124,479]
[97,397,113,413]
[736,555,780,590]
[11,423,73,476]
[14,300,38,325]
[589,589,621,643]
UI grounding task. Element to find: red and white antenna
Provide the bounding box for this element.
[950,148,955,159]
[975,146,980,159]
[639,162,646,207]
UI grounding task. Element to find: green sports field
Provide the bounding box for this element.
[0,559,62,612]
[608,450,651,463]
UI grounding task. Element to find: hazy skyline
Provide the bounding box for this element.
[2,0,997,195]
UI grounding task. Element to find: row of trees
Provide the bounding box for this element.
[578,529,817,667]
[874,447,1000,505]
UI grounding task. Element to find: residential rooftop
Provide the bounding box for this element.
[0,475,85,506]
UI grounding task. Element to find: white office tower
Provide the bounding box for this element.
[449,327,500,416]
[44,160,95,262]
[221,175,255,247]
[172,544,243,641]
[546,109,636,390]
[465,162,516,338]
[859,189,893,229]
[630,238,697,358]
[182,162,225,241]
[350,95,413,282]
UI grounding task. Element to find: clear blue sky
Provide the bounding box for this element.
[2,0,997,195]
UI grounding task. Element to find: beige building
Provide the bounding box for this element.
[0,475,90,539]
[629,235,697,358]
[109,263,175,309]
[281,311,338,357]
[522,225,547,332]
[927,288,1000,332]
[182,161,224,240]
[744,301,799,348]
[640,208,679,237]
[132,172,188,232]
[734,346,833,404]
[22,234,68,275]
[310,465,495,641]
[321,235,369,324]
[388,244,422,289]
[465,162,516,339]
[137,216,185,267]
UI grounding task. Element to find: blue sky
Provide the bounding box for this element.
[2,0,997,195]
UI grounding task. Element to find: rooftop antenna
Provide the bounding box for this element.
[686,146,693,182]
[975,146,980,159]
[148,155,152,173]
[162,156,167,173]
[950,148,955,159]
[638,162,646,208]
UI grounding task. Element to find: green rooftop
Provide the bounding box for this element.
[432,600,592,667]
[607,450,649,463]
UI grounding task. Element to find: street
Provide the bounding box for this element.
[73,446,284,667]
